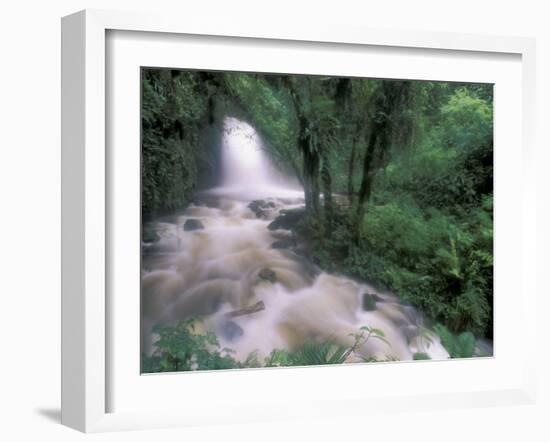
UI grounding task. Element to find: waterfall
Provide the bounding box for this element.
[210,117,302,200]
[221,117,272,190]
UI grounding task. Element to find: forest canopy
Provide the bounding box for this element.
[142,68,493,344]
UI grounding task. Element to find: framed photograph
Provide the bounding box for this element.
[61,9,537,432]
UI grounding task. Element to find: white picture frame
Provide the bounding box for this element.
[61,9,537,433]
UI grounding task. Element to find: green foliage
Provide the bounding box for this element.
[142,321,392,373]
[386,89,493,213]
[355,200,491,334]
[142,223,160,243]
[438,88,493,151]
[413,352,431,360]
[294,86,493,337]
[433,324,476,358]
[298,183,492,336]
[355,326,391,347]
[142,318,240,373]
[265,341,349,367]
[265,326,391,367]
[141,69,214,216]
[293,211,353,271]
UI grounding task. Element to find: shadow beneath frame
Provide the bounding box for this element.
[35,407,61,423]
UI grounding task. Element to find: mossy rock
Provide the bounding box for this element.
[142,225,160,243]
[413,352,431,360]
[271,239,294,249]
[258,268,277,283]
[268,207,306,231]
[362,293,382,311]
[248,200,276,218]
[183,218,204,231]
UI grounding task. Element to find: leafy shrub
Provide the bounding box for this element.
[142,321,392,373]
[413,352,431,360]
[265,341,349,367]
[342,199,491,335]
[438,88,493,152]
[385,89,493,214]
[141,70,214,216]
[360,203,432,268]
[265,326,390,367]
[433,324,476,358]
[142,318,240,373]
[295,195,492,336]
[293,211,354,272]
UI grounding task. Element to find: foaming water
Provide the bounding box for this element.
[141,118,451,366]
[141,196,449,362]
[211,117,303,200]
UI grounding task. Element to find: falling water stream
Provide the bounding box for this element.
[141,117,450,365]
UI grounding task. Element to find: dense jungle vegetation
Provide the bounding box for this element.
[141,68,493,362]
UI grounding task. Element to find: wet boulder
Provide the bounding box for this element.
[362,293,383,311]
[268,207,306,231]
[142,225,160,243]
[258,268,277,283]
[220,320,244,341]
[248,200,276,219]
[183,218,204,231]
[271,238,294,249]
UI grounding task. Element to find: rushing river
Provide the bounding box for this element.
[141,118,450,365]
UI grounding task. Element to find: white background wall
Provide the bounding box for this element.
[0,1,548,441]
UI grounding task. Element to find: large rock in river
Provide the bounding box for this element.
[268,207,306,231]
[220,320,244,341]
[248,199,276,219]
[362,293,383,311]
[142,224,160,243]
[258,268,277,283]
[183,218,204,231]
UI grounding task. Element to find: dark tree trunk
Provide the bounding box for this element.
[301,130,320,215]
[321,152,333,225]
[356,129,379,211]
[353,81,412,242]
[353,123,385,242]
[347,135,357,207]
[286,78,321,216]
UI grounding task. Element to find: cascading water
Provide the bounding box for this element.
[209,117,303,200]
[141,117,450,366]
[221,117,273,193]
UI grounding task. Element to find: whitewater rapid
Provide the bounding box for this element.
[141,194,449,363]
